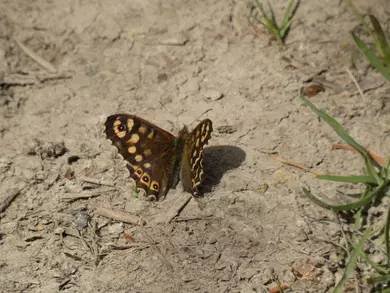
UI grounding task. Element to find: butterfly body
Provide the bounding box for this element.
[104,114,212,199]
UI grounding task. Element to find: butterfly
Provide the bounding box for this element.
[104,114,213,199]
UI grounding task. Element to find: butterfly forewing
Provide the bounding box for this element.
[184,119,213,195]
[104,114,177,198]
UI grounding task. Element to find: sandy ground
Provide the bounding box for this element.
[1,0,390,292]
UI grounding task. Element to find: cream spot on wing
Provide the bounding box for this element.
[196,138,200,147]
[144,163,151,168]
[143,149,152,158]
[127,133,140,144]
[148,130,155,139]
[193,149,197,157]
[135,155,143,162]
[128,146,137,154]
[139,125,148,134]
[127,119,134,131]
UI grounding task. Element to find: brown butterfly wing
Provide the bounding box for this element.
[104,114,177,199]
[180,119,213,195]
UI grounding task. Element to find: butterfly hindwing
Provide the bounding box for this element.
[182,119,213,195]
[104,114,176,198]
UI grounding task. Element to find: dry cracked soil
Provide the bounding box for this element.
[1,0,390,292]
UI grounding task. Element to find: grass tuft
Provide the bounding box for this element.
[300,94,390,292]
[249,0,300,47]
[345,1,390,82]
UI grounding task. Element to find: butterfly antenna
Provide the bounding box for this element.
[190,108,212,126]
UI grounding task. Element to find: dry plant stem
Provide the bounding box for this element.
[95,207,145,225]
[80,176,115,187]
[0,188,22,213]
[346,68,366,101]
[164,193,193,223]
[269,154,322,175]
[14,38,57,73]
[332,144,386,166]
[61,188,116,200]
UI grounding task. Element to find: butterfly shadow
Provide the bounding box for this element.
[200,145,246,194]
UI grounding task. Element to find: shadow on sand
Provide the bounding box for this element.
[200,145,246,194]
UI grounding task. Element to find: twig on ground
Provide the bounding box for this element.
[1,73,72,86]
[62,188,116,200]
[14,38,57,73]
[80,176,115,187]
[95,207,145,225]
[108,243,151,250]
[346,68,366,101]
[157,193,193,223]
[174,214,213,222]
[0,188,22,213]
[332,143,386,166]
[269,153,322,175]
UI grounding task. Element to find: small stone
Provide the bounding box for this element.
[256,183,269,194]
[73,211,90,230]
[207,235,218,244]
[157,73,168,83]
[238,267,258,280]
[108,222,124,235]
[216,125,236,134]
[204,89,223,101]
[262,267,274,284]
[159,35,188,46]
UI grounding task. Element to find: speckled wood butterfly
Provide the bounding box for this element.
[104,114,213,199]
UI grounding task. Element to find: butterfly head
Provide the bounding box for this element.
[177,125,190,139]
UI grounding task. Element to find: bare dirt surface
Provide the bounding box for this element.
[1,0,390,292]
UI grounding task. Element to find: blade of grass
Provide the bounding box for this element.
[369,15,390,66]
[363,155,382,186]
[333,230,369,293]
[280,0,296,28]
[360,252,389,275]
[367,274,390,284]
[386,206,390,265]
[317,175,377,185]
[352,33,390,81]
[280,18,294,38]
[267,1,278,30]
[302,187,376,212]
[300,95,370,157]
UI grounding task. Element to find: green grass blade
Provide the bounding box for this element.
[352,33,390,81]
[317,175,377,184]
[267,1,278,29]
[280,0,295,28]
[333,230,369,293]
[363,155,382,185]
[279,18,294,38]
[367,274,390,285]
[369,15,390,66]
[300,95,370,157]
[386,206,390,265]
[302,187,376,212]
